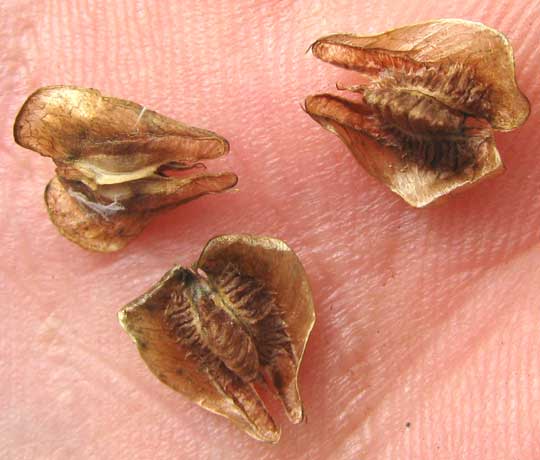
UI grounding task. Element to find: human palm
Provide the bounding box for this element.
[2,1,539,459]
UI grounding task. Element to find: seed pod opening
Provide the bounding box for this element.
[118,234,316,443]
[306,19,530,207]
[13,86,238,251]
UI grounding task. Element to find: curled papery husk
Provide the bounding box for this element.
[118,235,316,443]
[14,86,238,251]
[13,86,231,173]
[310,19,530,130]
[306,19,529,207]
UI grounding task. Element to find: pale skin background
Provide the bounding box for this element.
[1,1,540,459]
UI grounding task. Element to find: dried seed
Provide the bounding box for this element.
[13,86,237,251]
[118,234,316,443]
[306,19,530,207]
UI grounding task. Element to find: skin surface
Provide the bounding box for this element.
[1,1,539,459]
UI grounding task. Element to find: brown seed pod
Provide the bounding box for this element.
[305,19,530,207]
[13,86,237,251]
[118,234,316,443]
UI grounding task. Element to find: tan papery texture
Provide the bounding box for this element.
[306,19,530,207]
[14,86,238,251]
[119,234,316,443]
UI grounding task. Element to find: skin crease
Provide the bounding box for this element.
[1,0,540,458]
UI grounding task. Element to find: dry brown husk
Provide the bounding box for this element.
[118,234,316,443]
[14,86,237,251]
[306,19,530,207]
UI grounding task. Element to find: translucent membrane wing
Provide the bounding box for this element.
[13,86,229,170]
[311,19,530,130]
[197,234,316,423]
[118,266,280,443]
